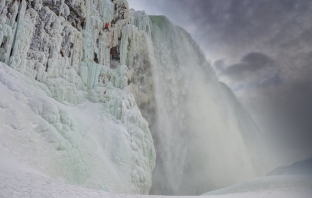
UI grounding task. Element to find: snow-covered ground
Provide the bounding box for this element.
[202,175,312,197]
[268,157,312,176]
[1,150,311,198]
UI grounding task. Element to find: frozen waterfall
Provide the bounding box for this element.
[0,0,263,196]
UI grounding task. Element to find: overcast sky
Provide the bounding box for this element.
[128,0,312,166]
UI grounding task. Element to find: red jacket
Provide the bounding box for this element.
[105,23,109,28]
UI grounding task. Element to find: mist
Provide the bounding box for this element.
[142,16,264,195]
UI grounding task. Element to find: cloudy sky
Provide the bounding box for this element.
[128,0,312,166]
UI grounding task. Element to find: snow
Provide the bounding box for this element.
[268,157,312,176]
[1,150,311,198]
[202,175,312,196]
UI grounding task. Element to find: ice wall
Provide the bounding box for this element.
[0,0,155,194]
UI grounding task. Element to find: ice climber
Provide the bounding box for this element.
[104,23,109,31]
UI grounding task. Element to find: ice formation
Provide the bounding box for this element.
[0,0,155,194]
[0,0,262,196]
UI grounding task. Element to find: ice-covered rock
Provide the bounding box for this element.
[0,59,156,194]
[0,0,155,194]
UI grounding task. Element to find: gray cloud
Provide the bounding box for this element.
[128,0,312,65]
[213,59,226,72]
[219,49,312,156]
[223,52,274,77]
[217,52,280,93]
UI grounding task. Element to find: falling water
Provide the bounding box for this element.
[144,16,262,195]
